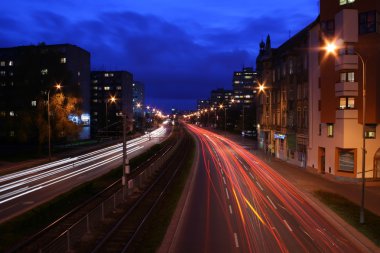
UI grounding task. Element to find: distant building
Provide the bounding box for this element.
[232,67,258,133]
[0,43,90,143]
[210,88,233,107]
[90,71,133,137]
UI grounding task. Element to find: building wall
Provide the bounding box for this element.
[309,0,380,179]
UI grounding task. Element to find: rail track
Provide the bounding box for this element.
[90,128,191,253]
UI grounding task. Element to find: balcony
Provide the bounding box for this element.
[335,82,358,97]
[335,54,358,71]
[336,109,358,120]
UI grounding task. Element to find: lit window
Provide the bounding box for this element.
[10,131,15,137]
[340,0,355,5]
[0,111,6,117]
[9,61,13,66]
[327,124,334,137]
[110,73,114,77]
[0,71,5,76]
[9,111,15,117]
[347,97,355,108]
[93,86,98,90]
[60,57,66,63]
[340,98,346,109]
[365,125,376,139]
[0,61,5,66]
[116,86,122,90]
[93,111,98,115]
[104,86,110,90]
[347,72,355,82]
[93,99,98,103]
[41,69,48,75]
[77,72,80,76]
[31,101,37,107]
[104,73,109,77]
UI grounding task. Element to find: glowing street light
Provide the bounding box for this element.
[323,39,367,224]
[105,95,117,134]
[47,83,62,161]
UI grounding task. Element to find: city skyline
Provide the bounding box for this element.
[0,0,318,112]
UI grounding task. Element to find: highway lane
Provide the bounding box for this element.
[0,126,168,223]
[171,124,360,253]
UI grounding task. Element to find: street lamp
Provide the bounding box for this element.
[258,82,273,154]
[324,40,367,224]
[105,95,117,135]
[47,83,61,162]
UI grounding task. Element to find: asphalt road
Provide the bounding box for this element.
[170,124,361,253]
[0,126,169,223]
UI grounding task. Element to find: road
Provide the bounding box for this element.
[0,126,169,223]
[170,124,360,253]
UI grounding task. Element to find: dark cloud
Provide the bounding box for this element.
[0,2,317,112]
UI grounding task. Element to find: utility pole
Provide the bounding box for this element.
[122,114,129,200]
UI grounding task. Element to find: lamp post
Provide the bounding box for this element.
[47,83,61,162]
[325,41,367,224]
[122,113,129,200]
[105,96,116,135]
[258,82,272,155]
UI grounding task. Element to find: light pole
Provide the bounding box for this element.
[325,41,367,224]
[105,96,116,135]
[122,113,129,200]
[47,83,61,162]
[258,82,272,155]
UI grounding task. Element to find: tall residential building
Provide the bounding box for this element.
[308,0,380,179]
[90,71,133,137]
[232,67,258,133]
[0,43,90,143]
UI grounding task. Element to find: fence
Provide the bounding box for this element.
[40,140,181,253]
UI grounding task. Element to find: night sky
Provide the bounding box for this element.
[0,0,318,112]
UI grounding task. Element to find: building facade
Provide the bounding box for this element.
[90,71,133,137]
[132,81,145,130]
[0,43,90,143]
[308,0,380,179]
[257,29,312,167]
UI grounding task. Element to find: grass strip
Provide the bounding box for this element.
[134,131,196,252]
[0,140,171,252]
[314,190,380,246]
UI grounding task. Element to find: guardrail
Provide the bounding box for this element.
[39,138,182,253]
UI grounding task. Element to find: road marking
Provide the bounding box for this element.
[302,228,313,241]
[220,169,224,175]
[256,181,264,191]
[223,177,227,185]
[229,205,233,214]
[243,165,249,171]
[266,196,277,209]
[283,219,293,232]
[249,172,255,180]
[234,233,239,248]
[225,188,230,199]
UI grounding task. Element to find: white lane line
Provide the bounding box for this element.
[229,205,233,214]
[256,181,264,191]
[220,169,224,175]
[302,228,313,241]
[283,219,293,232]
[249,172,255,180]
[234,233,239,248]
[243,165,249,171]
[222,177,227,185]
[266,195,277,210]
[225,188,230,200]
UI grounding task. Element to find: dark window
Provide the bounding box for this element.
[359,11,377,34]
[337,148,355,173]
[321,19,335,36]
